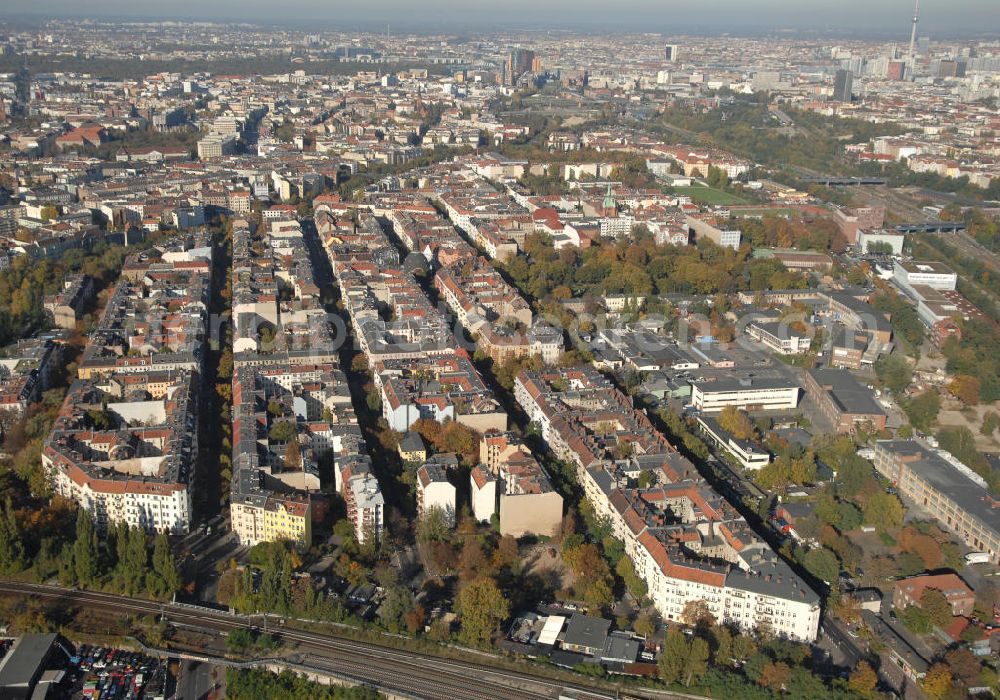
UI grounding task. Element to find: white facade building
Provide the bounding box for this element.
[691,378,800,412]
[746,320,812,356]
[348,473,384,545]
[470,465,498,523]
[894,260,958,295]
[46,464,191,535]
[416,462,457,526]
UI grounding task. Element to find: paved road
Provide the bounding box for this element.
[821,620,863,670]
[0,581,630,700]
[178,660,217,700]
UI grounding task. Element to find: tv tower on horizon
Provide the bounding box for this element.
[905,0,920,81]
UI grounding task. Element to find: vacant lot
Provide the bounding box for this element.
[522,543,574,594]
[937,401,1000,451]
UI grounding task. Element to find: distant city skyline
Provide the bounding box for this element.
[6,0,1000,36]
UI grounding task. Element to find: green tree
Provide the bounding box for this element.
[579,577,614,611]
[0,498,26,574]
[941,541,964,571]
[711,624,733,666]
[802,547,839,583]
[875,354,913,395]
[72,510,100,586]
[863,492,904,532]
[684,637,710,687]
[834,455,875,500]
[658,629,710,687]
[151,531,181,598]
[268,420,296,443]
[633,613,655,638]
[899,605,932,634]
[226,627,255,653]
[226,667,382,699]
[903,390,940,433]
[416,506,452,545]
[717,406,756,440]
[380,585,416,633]
[848,661,878,699]
[920,588,952,628]
[981,411,1000,436]
[706,165,729,189]
[871,290,924,348]
[658,629,689,684]
[456,577,509,646]
[936,427,997,495]
[119,526,149,596]
[615,556,648,599]
[834,501,862,531]
[730,633,757,666]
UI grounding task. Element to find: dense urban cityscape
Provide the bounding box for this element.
[0,2,998,699]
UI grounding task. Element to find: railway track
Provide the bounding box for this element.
[0,581,608,700]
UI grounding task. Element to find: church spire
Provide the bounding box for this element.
[603,183,616,216]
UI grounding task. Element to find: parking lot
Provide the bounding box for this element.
[70,644,169,700]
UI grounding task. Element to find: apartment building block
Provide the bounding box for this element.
[43,370,199,534]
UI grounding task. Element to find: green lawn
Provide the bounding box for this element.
[673,186,750,206]
[729,207,795,218]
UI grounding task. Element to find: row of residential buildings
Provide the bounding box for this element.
[228,217,378,547]
[514,366,822,641]
[321,194,566,541]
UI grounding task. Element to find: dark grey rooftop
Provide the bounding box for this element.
[825,291,892,333]
[562,614,611,653]
[878,440,999,541]
[728,554,820,605]
[860,610,930,674]
[807,368,885,417]
[0,633,60,689]
[399,430,425,453]
[601,631,641,663]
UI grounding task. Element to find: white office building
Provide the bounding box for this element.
[691,377,800,412]
[894,260,958,297]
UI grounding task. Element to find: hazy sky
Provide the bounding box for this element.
[9,0,1000,35]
